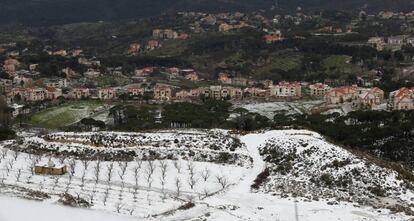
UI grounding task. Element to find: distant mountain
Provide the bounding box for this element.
[0,0,413,26]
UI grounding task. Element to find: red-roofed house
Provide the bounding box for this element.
[389,87,414,110]
[355,87,385,109]
[146,40,160,50]
[264,35,287,44]
[324,86,359,104]
[128,86,144,97]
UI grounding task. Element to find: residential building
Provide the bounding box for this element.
[98,87,116,100]
[218,73,232,84]
[128,86,144,97]
[325,86,359,104]
[70,87,90,99]
[309,83,331,97]
[152,29,178,39]
[3,58,19,73]
[44,78,68,88]
[0,79,12,94]
[25,87,46,102]
[368,37,386,51]
[154,84,172,101]
[355,87,385,109]
[270,81,302,97]
[264,35,287,44]
[185,72,199,81]
[128,43,141,55]
[389,87,414,110]
[388,36,406,45]
[45,87,63,100]
[147,40,160,50]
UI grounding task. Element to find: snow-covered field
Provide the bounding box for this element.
[0,129,412,221]
[233,100,323,119]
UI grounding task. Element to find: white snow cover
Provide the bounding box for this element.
[0,129,412,221]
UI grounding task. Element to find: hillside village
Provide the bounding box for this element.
[1,9,414,121]
[0,2,414,221]
[1,53,413,119]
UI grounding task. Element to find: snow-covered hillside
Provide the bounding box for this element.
[0,129,412,221]
[8,129,251,166]
[257,130,414,215]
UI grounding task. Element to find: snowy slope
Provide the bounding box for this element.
[0,129,412,221]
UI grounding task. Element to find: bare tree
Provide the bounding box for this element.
[115,203,123,213]
[201,167,210,182]
[81,159,89,172]
[188,173,198,190]
[216,175,229,189]
[127,208,135,216]
[145,160,155,190]
[175,177,182,197]
[135,158,143,169]
[7,159,14,170]
[93,161,101,184]
[159,160,168,192]
[0,149,7,160]
[68,159,76,177]
[117,161,128,185]
[103,187,110,206]
[11,151,19,161]
[173,160,182,173]
[187,161,195,172]
[132,166,141,189]
[58,157,65,165]
[106,162,114,183]
[15,169,22,182]
[202,188,210,198]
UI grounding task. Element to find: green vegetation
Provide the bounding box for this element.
[29,101,103,128]
[254,50,303,76]
[322,55,360,74]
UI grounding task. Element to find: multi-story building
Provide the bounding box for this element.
[389,87,414,110]
[324,86,359,104]
[45,87,63,100]
[70,87,90,99]
[270,81,302,97]
[98,87,116,100]
[153,84,172,101]
[355,87,385,109]
[309,83,331,97]
[127,86,144,97]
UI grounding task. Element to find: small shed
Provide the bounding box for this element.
[34,159,67,175]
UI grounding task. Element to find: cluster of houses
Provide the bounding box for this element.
[368,35,414,51]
